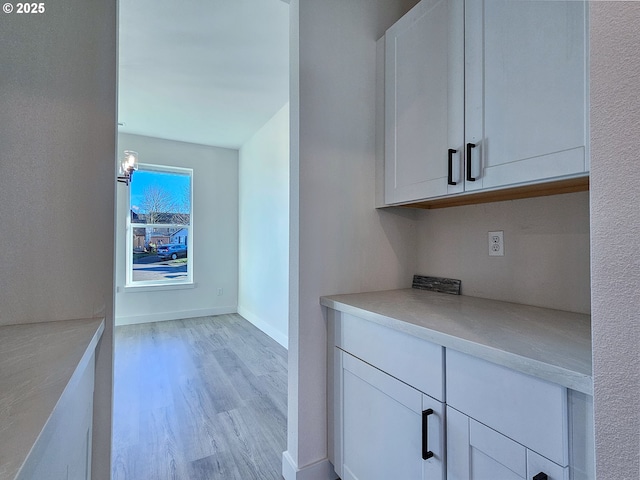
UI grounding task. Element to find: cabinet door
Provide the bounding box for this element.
[18,353,95,480]
[447,407,569,480]
[465,0,588,192]
[448,407,527,480]
[385,0,464,204]
[335,350,445,480]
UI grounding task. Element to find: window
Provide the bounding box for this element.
[126,164,193,287]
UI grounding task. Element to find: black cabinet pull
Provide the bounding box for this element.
[532,473,548,480]
[447,149,457,185]
[466,143,477,181]
[422,408,434,460]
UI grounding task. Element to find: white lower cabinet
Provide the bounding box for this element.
[336,350,445,480]
[329,310,445,480]
[327,310,593,480]
[446,349,570,480]
[447,407,568,480]
[18,352,95,480]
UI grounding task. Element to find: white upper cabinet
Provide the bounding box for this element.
[464,0,588,192]
[385,0,464,204]
[383,0,588,205]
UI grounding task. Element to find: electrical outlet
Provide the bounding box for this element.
[217,288,223,296]
[488,231,504,256]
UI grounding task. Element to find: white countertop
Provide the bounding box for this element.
[0,318,104,480]
[321,289,592,394]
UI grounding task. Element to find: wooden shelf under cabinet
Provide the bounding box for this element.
[395,176,589,210]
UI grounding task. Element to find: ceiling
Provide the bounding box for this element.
[118,0,289,149]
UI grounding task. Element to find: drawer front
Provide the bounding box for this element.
[335,312,444,401]
[446,349,568,466]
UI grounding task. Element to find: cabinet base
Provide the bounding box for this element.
[393,176,589,210]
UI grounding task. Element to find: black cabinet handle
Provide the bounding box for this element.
[532,473,548,480]
[422,409,434,460]
[466,143,477,181]
[447,149,457,185]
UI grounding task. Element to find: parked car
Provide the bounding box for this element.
[157,244,187,260]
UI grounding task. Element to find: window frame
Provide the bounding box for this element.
[125,163,194,288]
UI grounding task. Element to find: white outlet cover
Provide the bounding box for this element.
[488,231,504,256]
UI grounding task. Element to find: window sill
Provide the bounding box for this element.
[120,282,197,293]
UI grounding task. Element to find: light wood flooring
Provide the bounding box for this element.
[111,314,287,480]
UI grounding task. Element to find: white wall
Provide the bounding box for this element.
[238,104,290,348]
[115,133,239,325]
[286,1,420,477]
[590,3,640,479]
[0,1,116,477]
[416,192,591,314]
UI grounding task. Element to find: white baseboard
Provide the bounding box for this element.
[115,306,236,326]
[282,451,338,480]
[237,306,288,349]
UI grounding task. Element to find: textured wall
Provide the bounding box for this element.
[0,1,116,477]
[0,4,116,327]
[416,192,591,314]
[590,2,640,479]
[239,104,290,348]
